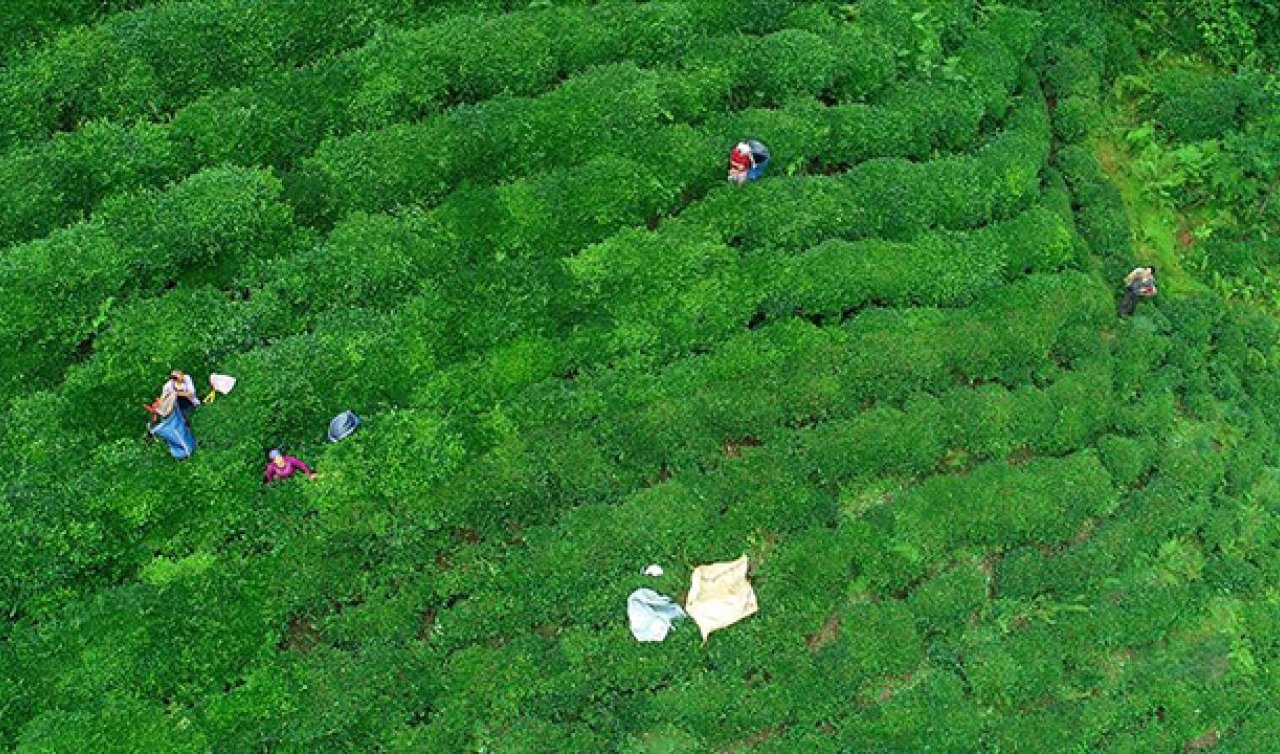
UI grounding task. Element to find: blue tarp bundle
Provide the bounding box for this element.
[151,412,196,459]
[327,410,362,442]
[746,139,770,180]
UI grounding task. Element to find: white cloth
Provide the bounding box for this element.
[627,588,686,642]
[209,373,237,394]
[685,556,758,641]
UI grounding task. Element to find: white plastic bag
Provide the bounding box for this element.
[627,588,686,642]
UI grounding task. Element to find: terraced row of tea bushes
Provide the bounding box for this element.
[0,0,881,252]
[0,0,1020,254]
[0,0,443,151]
[797,362,1115,481]
[0,1,708,250]
[0,120,184,250]
[0,41,1051,619]
[566,204,1077,363]
[0,1,1008,389]
[303,17,1036,222]
[681,79,1049,252]
[0,0,156,62]
[0,272,1118,748]
[1029,0,1140,283]
[0,168,300,403]
[299,63,715,222]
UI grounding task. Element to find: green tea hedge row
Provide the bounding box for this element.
[798,362,1115,483]
[420,272,1111,534]
[0,120,183,250]
[566,204,1077,364]
[767,205,1077,310]
[0,167,300,404]
[302,20,1034,222]
[0,0,155,62]
[0,0,431,151]
[1147,68,1271,143]
[860,451,1116,594]
[1028,0,1116,145]
[1056,143,1134,278]
[683,77,1050,250]
[170,1,705,172]
[300,63,682,220]
[5,53,1048,617]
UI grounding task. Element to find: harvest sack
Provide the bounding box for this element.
[151,411,196,460]
[685,555,758,641]
[746,139,770,166]
[746,139,770,180]
[627,588,686,642]
[327,410,362,442]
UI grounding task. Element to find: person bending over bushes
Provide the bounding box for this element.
[160,369,201,424]
[728,140,770,184]
[1118,266,1157,317]
[263,448,316,484]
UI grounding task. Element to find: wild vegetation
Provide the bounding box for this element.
[1,0,1279,751]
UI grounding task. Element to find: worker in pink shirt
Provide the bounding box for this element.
[263,448,316,484]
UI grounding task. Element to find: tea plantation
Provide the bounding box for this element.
[2,0,1280,751]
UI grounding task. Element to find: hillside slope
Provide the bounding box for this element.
[2,1,1279,751]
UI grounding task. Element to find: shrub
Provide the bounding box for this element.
[1151,68,1261,142]
[0,0,422,150]
[1054,95,1098,143]
[0,167,297,403]
[741,29,839,105]
[0,120,181,249]
[908,560,987,635]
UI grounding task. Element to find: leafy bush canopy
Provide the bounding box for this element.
[2,0,1280,752]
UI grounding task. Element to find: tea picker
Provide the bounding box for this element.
[728,139,770,184]
[263,448,317,484]
[1118,266,1157,317]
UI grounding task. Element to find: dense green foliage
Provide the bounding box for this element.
[3,0,1280,751]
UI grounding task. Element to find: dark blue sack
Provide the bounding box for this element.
[151,412,196,459]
